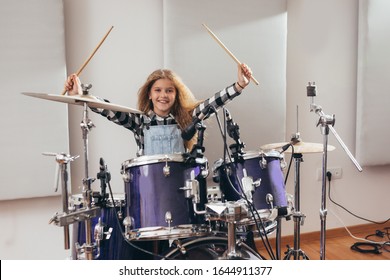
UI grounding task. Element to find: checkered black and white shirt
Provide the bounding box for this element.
[92,83,241,154]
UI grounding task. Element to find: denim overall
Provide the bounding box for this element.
[143,124,185,156]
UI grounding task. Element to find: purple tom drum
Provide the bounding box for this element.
[121,154,208,240]
[214,150,288,213]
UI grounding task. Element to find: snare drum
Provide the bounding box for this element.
[71,193,127,260]
[121,154,208,240]
[213,150,288,212]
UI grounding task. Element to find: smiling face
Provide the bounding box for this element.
[148,78,177,117]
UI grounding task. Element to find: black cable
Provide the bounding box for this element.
[327,172,390,255]
[283,146,294,185]
[327,172,390,224]
[213,109,276,260]
[215,110,276,259]
[350,242,382,254]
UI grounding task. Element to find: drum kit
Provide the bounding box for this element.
[23,82,363,261]
[18,22,366,260]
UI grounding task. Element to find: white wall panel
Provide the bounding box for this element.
[163,0,287,167]
[0,0,68,200]
[356,0,390,166]
[63,0,164,194]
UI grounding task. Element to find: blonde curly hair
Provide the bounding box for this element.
[137,69,202,150]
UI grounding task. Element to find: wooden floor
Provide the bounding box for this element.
[255,221,390,260]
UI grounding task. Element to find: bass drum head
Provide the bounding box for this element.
[163,237,263,260]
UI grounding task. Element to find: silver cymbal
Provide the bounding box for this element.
[261,141,336,154]
[22,92,142,114]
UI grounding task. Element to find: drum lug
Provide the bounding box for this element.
[163,155,171,176]
[165,211,173,228]
[117,210,123,220]
[259,156,267,169]
[266,194,274,209]
[253,179,261,188]
[122,172,130,183]
[121,167,130,183]
[123,216,134,235]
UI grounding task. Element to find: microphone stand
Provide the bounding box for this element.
[182,121,209,223]
[226,112,245,163]
[183,105,215,169]
[224,108,266,257]
[307,82,363,260]
[96,158,110,207]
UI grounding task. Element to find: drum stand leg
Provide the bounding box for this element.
[284,153,309,260]
[275,217,282,260]
[226,221,238,258]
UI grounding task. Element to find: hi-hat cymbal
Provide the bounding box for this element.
[22,92,142,114]
[261,141,336,154]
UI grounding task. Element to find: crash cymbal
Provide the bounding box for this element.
[22,92,142,114]
[261,141,336,154]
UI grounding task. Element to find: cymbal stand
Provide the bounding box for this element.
[284,152,309,260]
[79,84,97,260]
[45,152,79,251]
[45,150,100,257]
[307,82,362,260]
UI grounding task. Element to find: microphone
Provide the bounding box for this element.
[225,109,239,140]
[99,157,106,171]
[181,106,214,141]
[225,109,245,159]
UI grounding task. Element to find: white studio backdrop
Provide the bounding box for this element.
[163,0,287,169]
[356,0,390,166]
[0,0,68,200]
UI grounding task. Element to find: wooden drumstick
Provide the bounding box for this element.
[202,23,259,85]
[61,26,114,95]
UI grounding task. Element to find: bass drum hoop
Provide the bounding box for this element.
[163,236,263,260]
